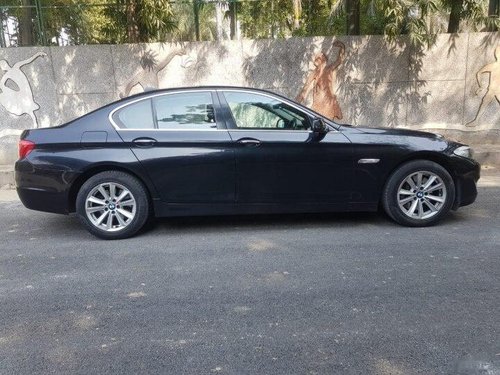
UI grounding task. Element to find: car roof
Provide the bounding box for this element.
[121,86,289,102]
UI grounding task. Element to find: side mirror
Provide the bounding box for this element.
[311,118,328,133]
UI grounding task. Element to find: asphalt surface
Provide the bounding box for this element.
[0,180,499,374]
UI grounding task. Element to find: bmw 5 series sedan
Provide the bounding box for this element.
[15,87,480,239]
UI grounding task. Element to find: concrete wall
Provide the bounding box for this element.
[0,32,499,164]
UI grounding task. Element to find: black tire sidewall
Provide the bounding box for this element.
[383,160,455,227]
[76,171,150,239]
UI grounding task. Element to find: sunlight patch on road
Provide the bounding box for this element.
[263,271,290,283]
[127,291,147,298]
[247,239,279,252]
[74,314,97,330]
[373,358,410,375]
[233,306,252,313]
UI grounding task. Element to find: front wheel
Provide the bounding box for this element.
[76,171,150,239]
[382,160,455,227]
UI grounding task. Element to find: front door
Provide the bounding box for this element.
[218,90,354,206]
[113,90,235,204]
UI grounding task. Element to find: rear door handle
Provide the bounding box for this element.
[132,137,157,147]
[237,138,261,147]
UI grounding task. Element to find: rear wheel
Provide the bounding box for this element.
[382,160,455,227]
[76,171,150,239]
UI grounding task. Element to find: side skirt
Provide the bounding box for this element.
[153,201,378,218]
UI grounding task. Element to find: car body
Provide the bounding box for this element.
[15,86,480,239]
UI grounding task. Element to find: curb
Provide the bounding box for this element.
[0,166,14,189]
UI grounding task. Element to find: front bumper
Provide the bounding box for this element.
[451,156,480,209]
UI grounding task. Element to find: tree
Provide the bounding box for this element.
[487,0,499,30]
[447,0,463,32]
[346,0,360,34]
[19,0,34,46]
[441,0,493,33]
[379,0,439,47]
[102,0,176,43]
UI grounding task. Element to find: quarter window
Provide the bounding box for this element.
[153,92,216,130]
[223,91,310,130]
[114,99,155,129]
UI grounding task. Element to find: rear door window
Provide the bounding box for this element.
[153,92,216,130]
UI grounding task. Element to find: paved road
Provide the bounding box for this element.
[0,180,499,374]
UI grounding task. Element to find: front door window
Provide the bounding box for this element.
[222,91,310,131]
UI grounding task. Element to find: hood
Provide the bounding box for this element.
[340,125,444,140]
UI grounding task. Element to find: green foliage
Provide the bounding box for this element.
[237,0,295,39]
[103,0,176,43]
[0,0,497,47]
[379,0,439,47]
[166,1,216,41]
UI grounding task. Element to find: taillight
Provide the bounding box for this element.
[19,140,35,159]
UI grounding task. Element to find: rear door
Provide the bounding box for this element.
[113,90,235,203]
[218,89,354,206]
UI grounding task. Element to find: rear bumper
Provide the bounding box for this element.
[15,159,77,215]
[17,187,70,214]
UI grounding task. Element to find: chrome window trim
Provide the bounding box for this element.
[109,89,219,131]
[109,88,338,133]
[228,129,313,133]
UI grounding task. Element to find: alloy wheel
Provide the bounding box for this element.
[85,182,137,232]
[397,171,447,220]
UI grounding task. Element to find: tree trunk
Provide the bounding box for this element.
[193,0,200,41]
[447,0,463,33]
[19,0,34,46]
[488,0,499,31]
[215,1,224,41]
[346,0,360,35]
[229,2,237,40]
[293,0,301,29]
[126,0,139,43]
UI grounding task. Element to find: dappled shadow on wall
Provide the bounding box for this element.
[241,35,435,129]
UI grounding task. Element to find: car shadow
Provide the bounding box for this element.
[150,211,388,234]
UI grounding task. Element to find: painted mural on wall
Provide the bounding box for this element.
[0,52,45,138]
[295,41,345,121]
[119,47,190,98]
[467,46,500,127]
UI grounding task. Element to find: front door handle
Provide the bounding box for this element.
[132,137,157,147]
[237,138,261,147]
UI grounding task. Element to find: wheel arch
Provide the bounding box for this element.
[68,164,157,214]
[381,151,458,205]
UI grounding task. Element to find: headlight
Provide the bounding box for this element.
[453,146,474,159]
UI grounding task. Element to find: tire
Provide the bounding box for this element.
[76,171,150,239]
[382,160,455,227]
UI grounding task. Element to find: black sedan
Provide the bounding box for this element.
[15,87,480,239]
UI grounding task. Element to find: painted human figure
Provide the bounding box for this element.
[120,47,186,98]
[466,46,500,127]
[296,41,345,121]
[0,52,46,134]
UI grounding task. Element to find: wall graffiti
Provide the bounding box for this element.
[119,47,187,98]
[467,46,500,127]
[295,41,345,121]
[0,52,45,138]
